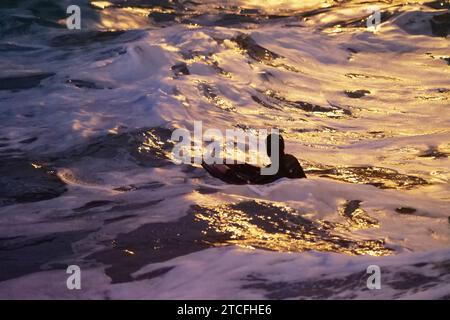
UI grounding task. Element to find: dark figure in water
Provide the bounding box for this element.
[202,134,306,185]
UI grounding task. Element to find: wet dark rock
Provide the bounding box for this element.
[345,73,398,81]
[149,11,178,23]
[0,230,92,282]
[179,50,229,76]
[50,31,125,47]
[0,158,67,206]
[430,12,450,37]
[253,90,351,117]
[341,200,378,229]
[193,201,390,256]
[210,13,259,26]
[295,101,332,113]
[251,95,282,110]
[418,147,448,159]
[66,79,109,90]
[346,47,359,54]
[196,187,218,194]
[233,34,282,63]
[171,62,190,76]
[344,89,370,98]
[307,166,428,189]
[395,207,417,215]
[0,73,55,91]
[91,200,390,283]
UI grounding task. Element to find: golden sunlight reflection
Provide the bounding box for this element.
[239,0,333,12]
[91,1,113,9]
[30,163,43,169]
[138,130,166,158]
[191,201,391,256]
[92,4,152,30]
[123,249,136,255]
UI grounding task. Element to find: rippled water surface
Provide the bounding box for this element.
[0,0,449,299]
